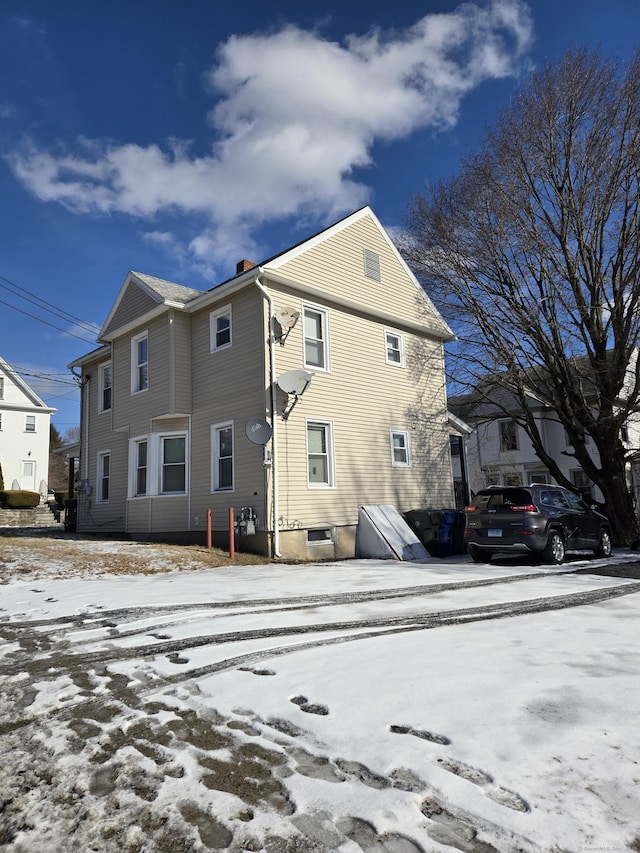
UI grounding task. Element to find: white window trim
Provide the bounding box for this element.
[25,415,36,433]
[390,430,411,467]
[302,303,331,372]
[97,450,111,503]
[499,420,518,452]
[384,329,405,367]
[131,330,149,395]
[0,377,4,399]
[127,432,189,497]
[99,362,112,413]
[159,432,188,495]
[127,436,149,498]
[210,304,233,352]
[306,419,336,488]
[211,420,234,492]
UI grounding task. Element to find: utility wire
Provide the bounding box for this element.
[10,368,77,387]
[0,297,98,344]
[0,273,100,337]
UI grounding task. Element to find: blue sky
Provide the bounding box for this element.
[1,0,639,433]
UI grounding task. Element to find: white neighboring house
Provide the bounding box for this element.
[449,381,640,505]
[0,356,56,496]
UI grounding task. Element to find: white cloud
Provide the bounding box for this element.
[7,0,533,276]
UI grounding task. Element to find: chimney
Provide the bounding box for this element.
[236,259,256,274]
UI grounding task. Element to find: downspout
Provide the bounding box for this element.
[71,366,89,482]
[254,273,281,557]
[71,366,88,530]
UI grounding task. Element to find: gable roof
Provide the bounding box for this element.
[449,348,639,423]
[0,355,56,412]
[262,207,453,340]
[131,272,203,304]
[99,272,204,341]
[95,206,454,344]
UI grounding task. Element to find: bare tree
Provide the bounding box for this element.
[403,48,640,544]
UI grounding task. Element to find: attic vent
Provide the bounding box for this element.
[236,259,256,274]
[363,248,381,282]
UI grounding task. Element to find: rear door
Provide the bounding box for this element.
[564,490,600,547]
[538,488,586,548]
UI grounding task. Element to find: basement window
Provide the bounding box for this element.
[307,527,334,545]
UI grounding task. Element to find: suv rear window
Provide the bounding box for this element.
[472,489,533,510]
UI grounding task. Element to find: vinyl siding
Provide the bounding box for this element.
[102,282,159,338]
[78,355,128,533]
[112,316,173,434]
[267,281,452,528]
[189,285,269,531]
[272,216,437,329]
[172,311,192,415]
[127,496,189,533]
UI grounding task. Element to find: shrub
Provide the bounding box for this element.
[0,490,41,508]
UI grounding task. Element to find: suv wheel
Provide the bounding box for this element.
[543,530,565,565]
[594,529,612,558]
[468,545,492,563]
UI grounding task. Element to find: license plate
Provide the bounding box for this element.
[488,529,502,537]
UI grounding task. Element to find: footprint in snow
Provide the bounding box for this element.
[167,652,189,665]
[420,796,496,852]
[389,723,450,745]
[239,665,276,676]
[437,757,529,813]
[290,695,329,715]
[336,815,425,853]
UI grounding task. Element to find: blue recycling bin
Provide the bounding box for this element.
[438,510,456,557]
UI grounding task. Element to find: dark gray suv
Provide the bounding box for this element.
[464,484,612,565]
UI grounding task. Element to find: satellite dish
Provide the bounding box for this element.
[245,418,273,445]
[275,306,300,329]
[277,369,314,396]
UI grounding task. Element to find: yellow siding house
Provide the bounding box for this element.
[68,207,455,559]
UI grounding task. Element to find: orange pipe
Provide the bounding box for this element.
[229,507,235,560]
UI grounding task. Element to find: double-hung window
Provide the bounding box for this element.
[306,420,334,487]
[97,452,110,502]
[390,430,411,467]
[210,305,232,351]
[161,435,186,494]
[131,331,148,394]
[212,422,234,490]
[0,377,3,399]
[25,415,36,432]
[385,330,404,366]
[134,439,148,496]
[128,433,188,497]
[303,305,329,370]
[100,363,112,412]
[499,420,518,452]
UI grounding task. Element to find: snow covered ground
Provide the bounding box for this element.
[1,535,640,852]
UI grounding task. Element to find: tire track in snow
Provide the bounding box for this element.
[0,567,579,633]
[1,576,639,713]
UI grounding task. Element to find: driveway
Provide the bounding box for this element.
[1,535,640,852]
